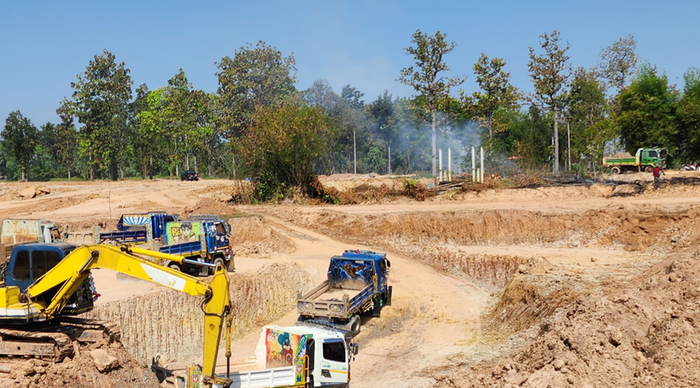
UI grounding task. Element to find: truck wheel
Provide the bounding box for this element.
[209,257,225,275]
[611,167,621,175]
[348,315,361,334]
[645,166,653,173]
[168,262,181,272]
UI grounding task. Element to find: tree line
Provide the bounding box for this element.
[3,31,699,196]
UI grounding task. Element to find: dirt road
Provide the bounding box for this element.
[0,176,695,386]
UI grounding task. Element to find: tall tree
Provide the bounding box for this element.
[55,100,79,181]
[137,88,168,177]
[527,30,571,175]
[398,30,464,176]
[463,53,520,140]
[616,63,679,155]
[678,68,700,159]
[598,35,638,91]
[70,49,133,180]
[2,111,37,180]
[568,67,612,171]
[216,41,297,138]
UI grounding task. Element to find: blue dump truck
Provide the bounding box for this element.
[296,250,391,334]
[98,212,178,243]
[157,217,234,276]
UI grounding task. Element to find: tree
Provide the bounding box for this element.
[599,35,638,91]
[568,67,612,172]
[368,91,398,172]
[616,63,679,156]
[2,111,37,180]
[678,68,700,160]
[463,53,520,140]
[130,84,157,179]
[137,88,168,178]
[236,103,330,201]
[55,101,79,181]
[216,41,297,138]
[527,30,571,175]
[70,49,133,180]
[398,30,464,176]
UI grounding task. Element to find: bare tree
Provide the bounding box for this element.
[598,35,638,91]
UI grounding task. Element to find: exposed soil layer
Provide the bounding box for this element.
[430,242,700,387]
[0,336,160,388]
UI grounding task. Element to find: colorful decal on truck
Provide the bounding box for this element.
[166,221,202,243]
[328,258,375,288]
[264,328,309,369]
[121,215,150,226]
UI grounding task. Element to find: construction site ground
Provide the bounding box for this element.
[0,170,698,387]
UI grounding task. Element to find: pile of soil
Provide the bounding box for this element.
[431,241,700,387]
[0,337,160,388]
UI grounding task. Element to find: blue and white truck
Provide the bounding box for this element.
[156,218,235,276]
[297,250,391,333]
[98,212,178,244]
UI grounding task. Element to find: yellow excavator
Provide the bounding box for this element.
[0,242,233,388]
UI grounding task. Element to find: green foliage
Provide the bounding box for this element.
[678,68,700,160]
[69,49,133,180]
[216,41,297,139]
[364,146,387,174]
[616,63,680,156]
[527,30,571,175]
[462,53,520,140]
[567,67,612,171]
[399,29,464,176]
[2,111,37,180]
[236,103,330,202]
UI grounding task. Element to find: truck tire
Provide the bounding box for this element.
[611,167,621,175]
[385,286,392,306]
[645,166,653,173]
[209,256,225,275]
[348,315,361,334]
[168,262,181,272]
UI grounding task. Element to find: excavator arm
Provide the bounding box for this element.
[24,244,232,388]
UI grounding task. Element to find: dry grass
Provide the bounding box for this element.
[84,262,312,363]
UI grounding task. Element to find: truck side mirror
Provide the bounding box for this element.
[350,342,358,356]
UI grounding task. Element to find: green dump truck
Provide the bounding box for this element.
[603,147,667,174]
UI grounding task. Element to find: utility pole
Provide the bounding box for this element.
[353,130,357,174]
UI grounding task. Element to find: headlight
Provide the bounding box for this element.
[329,304,343,313]
[299,302,313,312]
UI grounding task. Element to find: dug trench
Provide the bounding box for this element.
[4,186,699,387]
[249,204,700,387]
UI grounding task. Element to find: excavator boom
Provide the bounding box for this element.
[21,243,232,387]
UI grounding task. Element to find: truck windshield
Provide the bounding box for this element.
[31,251,63,279]
[648,150,658,157]
[323,340,346,363]
[14,251,30,280]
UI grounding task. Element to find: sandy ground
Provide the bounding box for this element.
[0,171,694,386]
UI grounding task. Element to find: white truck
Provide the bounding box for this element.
[0,218,61,245]
[0,219,62,259]
[208,324,357,388]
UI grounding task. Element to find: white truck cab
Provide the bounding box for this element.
[211,324,357,388]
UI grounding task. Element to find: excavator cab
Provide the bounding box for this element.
[5,243,96,315]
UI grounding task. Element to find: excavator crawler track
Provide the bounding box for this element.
[0,319,121,362]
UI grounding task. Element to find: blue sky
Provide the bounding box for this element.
[1,0,698,126]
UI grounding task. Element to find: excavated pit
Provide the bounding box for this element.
[84,262,312,365]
